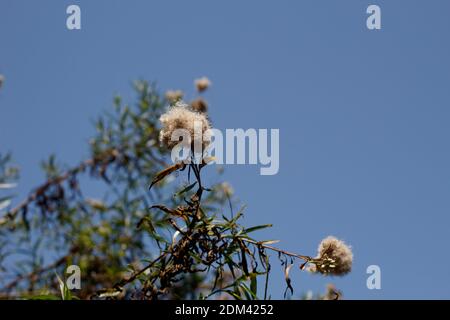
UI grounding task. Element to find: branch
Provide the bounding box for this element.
[1,148,120,226]
[242,238,312,262]
[1,253,69,294]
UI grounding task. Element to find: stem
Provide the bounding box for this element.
[1,254,69,294]
[242,238,311,262]
[113,253,165,290]
[263,255,270,300]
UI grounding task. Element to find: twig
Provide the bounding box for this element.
[113,253,165,290]
[242,238,312,262]
[1,254,69,294]
[1,149,119,225]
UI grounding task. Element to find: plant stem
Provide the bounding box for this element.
[242,238,311,262]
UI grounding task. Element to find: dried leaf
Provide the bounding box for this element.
[283,263,294,298]
[149,163,186,189]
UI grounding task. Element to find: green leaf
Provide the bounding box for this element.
[55,272,72,300]
[250,273,258,297]
[239,242,249,276]
[230,205,246,224]
[119,106,130,131]
[174,182,197,197]
[225,290,242,300]
[240,282,258,300]
[136,216,155,233]
[243,224,272,234]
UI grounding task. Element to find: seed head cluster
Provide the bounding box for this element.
[195,77,211,92]
[165,90,184,103]
[191,98,208,113]
[159,101,212,151]
[310,236,353,276]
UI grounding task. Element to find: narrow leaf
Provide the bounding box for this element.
[174,182,197,197]
[283,264,294,298]
[0,183,17,189]
[244,224,272,234]
[250,273,258,297]
[0,199,11,211]
[259,240,280,245]
[149,163,186,190]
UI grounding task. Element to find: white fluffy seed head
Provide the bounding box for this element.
[194,77,211,92]
[311,236,353,276]
[165,90,184,103]
[159,101,212,151]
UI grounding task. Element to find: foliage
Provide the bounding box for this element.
[0,81,350,300]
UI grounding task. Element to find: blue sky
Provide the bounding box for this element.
[1,0,450,299]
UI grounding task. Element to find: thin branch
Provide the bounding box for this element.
[1,254,69,294]
[242,238,312,262]
[1,148,119,226]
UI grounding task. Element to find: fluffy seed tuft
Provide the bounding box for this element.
[194,77,211,93]
[159,101,212,152]
[191,98,208,113]
[310,236,353,276]
[165,90,184,103]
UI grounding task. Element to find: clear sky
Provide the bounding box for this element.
[1,0,450,299]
